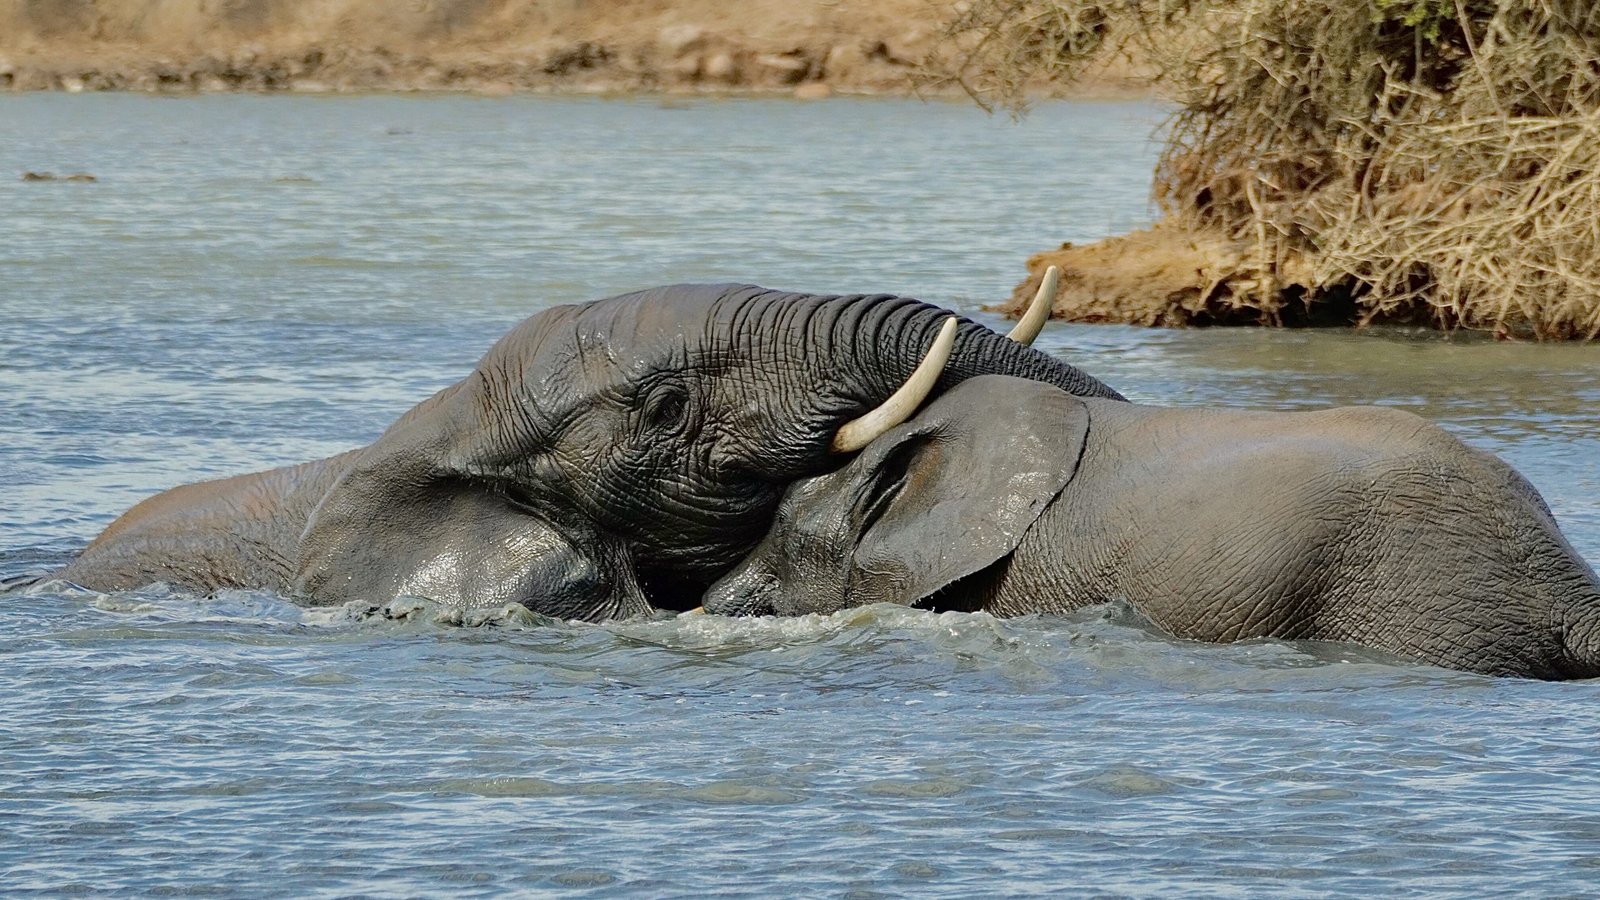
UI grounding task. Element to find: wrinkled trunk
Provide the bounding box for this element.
[844,291,1123,400]
[725,288,1121,478]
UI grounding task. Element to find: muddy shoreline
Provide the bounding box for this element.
[0,40,932,97]
[0,45,1147,100]
[0,0,1150,99]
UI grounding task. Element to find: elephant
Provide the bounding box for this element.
[701,374,1600,679]
[49,276,1121,619]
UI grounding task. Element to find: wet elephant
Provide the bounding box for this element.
[53,277,1117,618]
[703,375,1600,679]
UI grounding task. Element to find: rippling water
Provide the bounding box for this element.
[4,95,1600,895]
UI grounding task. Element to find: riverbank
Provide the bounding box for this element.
[967,0,1600,340]
[0,0,1150,98]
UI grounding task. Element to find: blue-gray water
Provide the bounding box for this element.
[4,95,1600,896]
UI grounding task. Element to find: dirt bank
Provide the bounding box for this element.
[994,224,1454,331]
[0,0,1150,96]
[995,225,1336,328]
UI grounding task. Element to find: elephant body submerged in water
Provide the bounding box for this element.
[45,276,1600,678]
[50,281,1119,617]
[704,375,1600,679]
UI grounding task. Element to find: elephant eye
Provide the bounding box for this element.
[499,478,548,515]
[642,385,689,430]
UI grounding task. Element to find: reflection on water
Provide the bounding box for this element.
[3,95,1600,895]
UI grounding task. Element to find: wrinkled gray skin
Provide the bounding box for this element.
[704,375,1600,679]
[52,285,1123,618]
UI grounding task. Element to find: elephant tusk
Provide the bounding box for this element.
[680,607,705,616]
[1006,265,1059,347]
[831,317,958,453]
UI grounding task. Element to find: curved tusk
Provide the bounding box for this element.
[1006,265,1059,346]
[831,317,958,453]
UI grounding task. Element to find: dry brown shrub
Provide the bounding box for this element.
[926,0,1600,338]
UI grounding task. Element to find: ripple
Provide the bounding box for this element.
[682,781,804,805]
[429,777,566,798]
[858,778,969,799]
[1076,766,1191,799]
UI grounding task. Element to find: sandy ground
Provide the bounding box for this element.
[0,0,1149,97]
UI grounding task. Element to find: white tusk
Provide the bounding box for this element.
[1006,265,1059,346]
[830,317,958,453]
[680,607,706,616]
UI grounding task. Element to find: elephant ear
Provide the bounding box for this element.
[845,375,1090,606]
[293,387,645,620]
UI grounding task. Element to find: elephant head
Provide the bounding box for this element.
[296,275,1113,615]
[702,374,1089,617]
[700,373,1600,681]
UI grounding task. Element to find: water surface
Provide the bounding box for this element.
[3,95,1600,896]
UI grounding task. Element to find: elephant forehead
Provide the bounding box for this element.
[779,466,863,521]
[567,282,765,349]
[501,291,765,401]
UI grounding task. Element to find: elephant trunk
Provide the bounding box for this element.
[832,317,959,452]
[769,290,1122,471]
[832,292,1122,406]
[702,286,1124,486]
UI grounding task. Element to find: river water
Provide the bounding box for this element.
[3,95,1600,895]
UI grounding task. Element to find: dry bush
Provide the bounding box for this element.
[928,0,1600,338]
